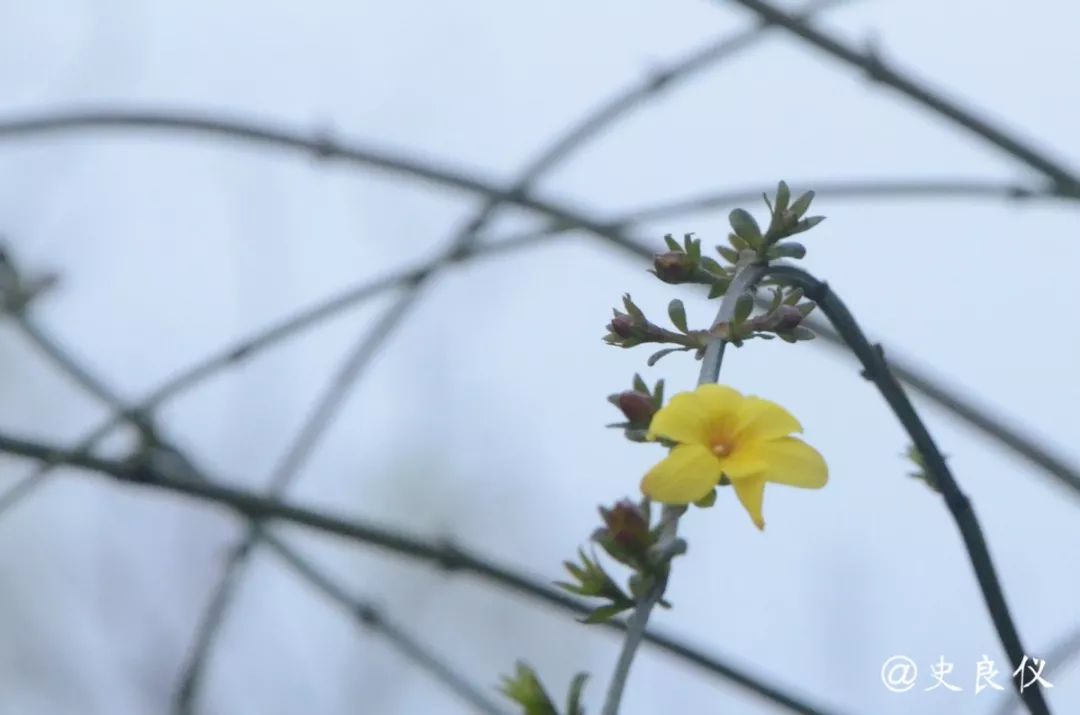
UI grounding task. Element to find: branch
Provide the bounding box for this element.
[176,289,428,710]
[722,0,1080,193]
[0,430,848,715]
[618,177,1072,225]
[601,262,766,715]
[768,265,1051,715]
[992,624,1080,715]
[1,106,1077,503]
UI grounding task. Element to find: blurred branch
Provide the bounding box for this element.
[176,290,429,711]
[618,177,1074,225]
[0,430,848,715]
[992,624,1080,715]
[722,0,1080,194]
[768,265,1050,715]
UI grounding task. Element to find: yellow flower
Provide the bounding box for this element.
[641,384,827,530]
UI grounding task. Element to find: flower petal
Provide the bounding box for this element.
[757,437,828,488]
[647,391,712,444]
[731,475,767,530]
[641,444,721,504]
[717,449,767,480]
[734,396,802,444]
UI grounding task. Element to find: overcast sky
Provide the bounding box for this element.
[1,2,1078,714]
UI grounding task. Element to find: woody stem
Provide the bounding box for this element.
[600,260,768,715]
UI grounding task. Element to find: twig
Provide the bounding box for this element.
[0,429,848,715]
[1,108,1077,503]
[722,0,1080,193]
[768,264,1051,715]
[175,289,427,710]
[618,177,1071,225]
[992,624,1080,715]
[601,262,766,715]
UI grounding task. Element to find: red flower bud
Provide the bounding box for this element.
[652,252,696,284]
[616,390,656,425]
[609,313,636,338]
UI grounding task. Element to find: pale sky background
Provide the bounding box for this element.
[0,1,1078,714]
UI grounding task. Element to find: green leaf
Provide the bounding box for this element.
[790,190,815,218]
[699,256,725,275]
[783,287,804,305]
[789,215,826,235]
[499,662,559,715]
[791,326,816,341]
[685,233,701,261]
[565,673,589,715]
[622,294,644,320]
[653,378,664,406]
[582,602,633,624]
[647,347,685,366]
[775,180,791,213]
[717,245,740,264]
[797,301,816,316]
[707,281,728,299]
[767,287,783,313]
[667,299,688,332]
[632,373,648,394]
[734,294,754,324]
[728,208,763,245]
[771,241,807,260]
[663,233,681,252]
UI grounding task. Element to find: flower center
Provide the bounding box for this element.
[711,441,731,457]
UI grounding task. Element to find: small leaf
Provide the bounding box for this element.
[717,245,740,264]
[775,181,791,213]
[707,281,728,299]
[728,233,748,251]
[582,603,633,624]
[686,234,701,261]
[565,673,589,715]
[797,301,816,317]
[790,190,815,218]
[734,294,754,324]
[632,373,648,394]
[699,256,724,275]
[647,347,685,366]
[767,287,783,313]
[653,379,664,406]
[783,287,804,305]
[791,326,816,340]
[663,233,681,252]
[667,299,688,332]
[789,215,826,235]
[622,293,644,320]
[729,208,763,245]
[771,241,807,260]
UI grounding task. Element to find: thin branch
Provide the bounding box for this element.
[1,106,1077,503]
[601,262,766,715]
[176,289,427,710]
[722,0,1080,193]
[618,177,1072,225]
[768,264,1051,715]
[992,624,1080,715]
[0,430,849,715]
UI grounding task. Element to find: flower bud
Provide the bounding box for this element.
[616,390,656,425]
[609,312,636,338]
[598,499,651,552]
[652,251,696,284]
[773,304,805,331]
